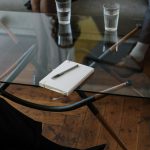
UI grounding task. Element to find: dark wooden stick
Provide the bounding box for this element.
[94,108,128,150]
[94,80,131,99]
[109,24,141,52]
[90,25,141,67]
[90,81,132,150]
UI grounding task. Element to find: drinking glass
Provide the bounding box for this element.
[55,0,71,24]
[103,3,120,31]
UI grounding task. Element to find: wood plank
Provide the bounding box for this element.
[97,96,125,150]
[137,99,150,150]
[2,81,150,150]
[76,100,106,149]
[54,114,87,148]
[117,97,142,150]
[42,123,63,142]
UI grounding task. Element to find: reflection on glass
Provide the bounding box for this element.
[103,30,118,52]
[58,23,73,48]
[32,14,75,85]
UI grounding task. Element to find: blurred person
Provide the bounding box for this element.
[117,0,150,71]
[112,0,150,78]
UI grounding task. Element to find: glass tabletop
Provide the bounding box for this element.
[0,10,149,99]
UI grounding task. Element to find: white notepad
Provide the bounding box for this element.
[39,60,94,95]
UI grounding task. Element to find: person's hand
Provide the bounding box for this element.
[31,0,56,13]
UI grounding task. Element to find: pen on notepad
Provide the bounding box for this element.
[52,64,79,79]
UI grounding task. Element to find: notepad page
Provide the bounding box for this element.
[39,60,94,95]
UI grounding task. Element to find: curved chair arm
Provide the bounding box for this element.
[0,80,131,112]
[0,88,104,112]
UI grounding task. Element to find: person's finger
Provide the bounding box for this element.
[31,0,41,12]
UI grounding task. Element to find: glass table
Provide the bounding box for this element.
[0,11,149,150]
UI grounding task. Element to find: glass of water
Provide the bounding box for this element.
[55,0,71,24]
[103,3,120,31]
[58,23,73,48]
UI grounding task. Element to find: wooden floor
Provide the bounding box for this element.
[2,53,150,150]
[3,86,150,150]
